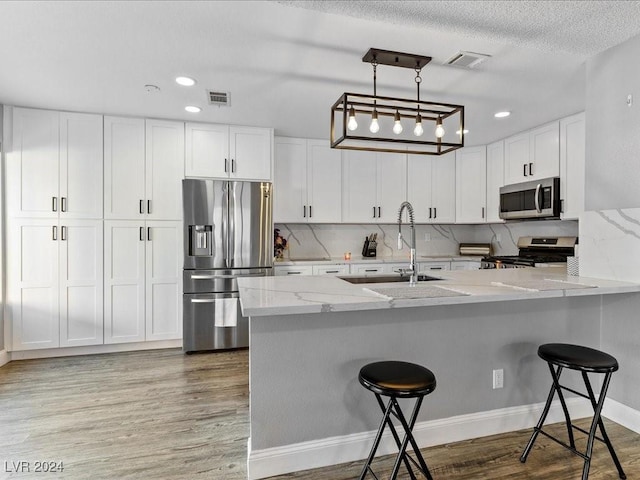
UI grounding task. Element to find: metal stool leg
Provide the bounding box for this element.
[521,365,566,462]
[582,371,626,480]
[358,396,395,480]
[550,364,576,449]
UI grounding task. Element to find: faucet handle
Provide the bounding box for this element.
[395,268,414,277]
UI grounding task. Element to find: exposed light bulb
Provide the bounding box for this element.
[435,118,445,138]
[414,113,423,137]
[393,110,403,134]
[456,129,469,135]
[369,109,380,133]
[347,106,358,131]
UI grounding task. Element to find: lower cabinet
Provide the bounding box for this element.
[451,260,481,270]
[6,219,104,351]
[313,265,349,276]
[104,220,182,344]
[418,261,451,272]
[274,265,314,276]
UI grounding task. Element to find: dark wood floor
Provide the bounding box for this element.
[1,348,639,479]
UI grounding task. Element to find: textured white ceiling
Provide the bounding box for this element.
[1,1,639,145]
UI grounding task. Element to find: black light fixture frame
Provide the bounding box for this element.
[330,48,465,156]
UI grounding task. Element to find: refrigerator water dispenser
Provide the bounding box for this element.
[189,225,213,257]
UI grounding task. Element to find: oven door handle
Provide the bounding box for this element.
[534,183,542,213]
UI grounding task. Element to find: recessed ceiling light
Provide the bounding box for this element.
[185,106,201,113]
[176,76,196,87]
[494,111,511,118]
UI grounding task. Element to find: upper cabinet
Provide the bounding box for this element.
[104,117,184,220]
[486,141,505,223]
[342,149,407,223]
[185,123,272,181]
[6,107,103,219]
[504,120,559,185]
[455,146,487,223]
[407,153,456,223]
[274,137,342,223]
[559,112,585,220]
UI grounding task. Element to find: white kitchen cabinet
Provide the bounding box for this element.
[486,141,505,223]
[274,265,313,276]
[104,117,184,221]
[6,107,103,220]
[450,260,481,270]
[418,261,451,272]
[350,263,386,275]
[185,123,272,181]
[274,137,342,223]
[104,220,182,344]
[312,264,350,276]
[504,121,559,184]
[407,153,456,223]
[456,146,487,223]
[6,218,103,351]
[342,149,407,223]
[560,112,585,220]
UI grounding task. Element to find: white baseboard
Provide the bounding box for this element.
[603,398,640,434]
[247,398,592,480]
[0,349,9,368]
[7,340,182,362]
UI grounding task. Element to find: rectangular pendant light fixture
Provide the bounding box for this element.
[330,48,465,156]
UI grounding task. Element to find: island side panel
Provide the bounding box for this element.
[249,295,601,451]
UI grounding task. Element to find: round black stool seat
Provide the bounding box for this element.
[359,361,436,398]
[538,343,618,373]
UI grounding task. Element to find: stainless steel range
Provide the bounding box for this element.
[480,236,577,269]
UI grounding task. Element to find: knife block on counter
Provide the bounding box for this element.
[362,237,377,257]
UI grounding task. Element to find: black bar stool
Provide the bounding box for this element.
[520,343,626,480]
[358,360,436,480]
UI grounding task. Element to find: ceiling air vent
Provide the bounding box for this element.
[207,90,231,106]
[445,51,491,69]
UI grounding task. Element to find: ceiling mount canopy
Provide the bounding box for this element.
[331,48,465,156]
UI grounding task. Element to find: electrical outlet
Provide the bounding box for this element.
[424,233,431,242]
[492,369,504,389]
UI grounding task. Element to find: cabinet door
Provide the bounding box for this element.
[273,265,313,276]
[6,219,60,350]
[185,123,229,178]
[104,116,146,220]
[407,156,432,222]
[6,107,59,218]
[145,119,185,220]
[312,264,349,275]
[229,126,272,181]
[529,121,560,180]
[104,221,146,344]
[59,112,103,219]
[503,132,530,185]
[274,137,307,223]
[430,153,456,223]
[350,264,386,274]
[145,221,183,341]
[59,220,104,347]
[342,150,378,223]
[560,112,585,220]
[307,140,342,223]
[455,146,487,223]
[486,141,505,223]
[376,152,407,223]
[418,262,451,272]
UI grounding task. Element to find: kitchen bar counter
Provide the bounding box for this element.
[273,254,480,266]
[239,267,640,317]
[240,269,640,480]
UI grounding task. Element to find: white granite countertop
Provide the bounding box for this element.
[273,255,481,266]
[238,268,640,317]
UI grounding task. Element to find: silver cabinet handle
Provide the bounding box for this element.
[61,197,67,212]
[534,183,542,213]
[147,200,151,214]
[52,225,57,241]
[364,269,378,272]
[140,226,144,241]
[286,271,303,275]
[147,227,151,241]
[61,226,67,241]
[326,270,339,273]
[139,199,144,214]
[378,206,381,218]
[523,163,527,176]
[309,205,312,218]
[52,197,58,212]
[224,158,228,173]
[303,205,307,218]
[428,207,432,219]
[434,207,437,219]
[529,162,533,176]
[482,207,485,219]
[231,159,236,173]
[372,206,376,218]
[190,298,217,304]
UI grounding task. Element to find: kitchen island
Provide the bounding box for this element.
[238,268,640,480]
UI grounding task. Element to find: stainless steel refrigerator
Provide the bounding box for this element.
[182,179,273,353]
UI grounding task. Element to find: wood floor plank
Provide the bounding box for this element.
[1,348,639,479]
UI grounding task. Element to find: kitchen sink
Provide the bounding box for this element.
[339,274,442,284]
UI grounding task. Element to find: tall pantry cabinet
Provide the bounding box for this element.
[103,117,183,344]
[5,107,104,350]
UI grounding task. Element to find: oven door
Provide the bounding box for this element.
[499,177,560,220]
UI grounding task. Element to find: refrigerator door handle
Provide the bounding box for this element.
[190,298,217,304]
[228,182,236,268]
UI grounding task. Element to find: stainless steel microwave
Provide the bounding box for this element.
[499,177,560,220]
